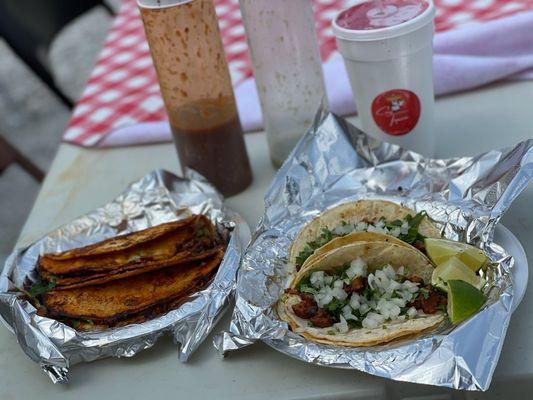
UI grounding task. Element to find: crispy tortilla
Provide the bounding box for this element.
[42,250,224,325]
[289,199,441,267]
[280,242,444,347]
[47,247,220,290]
[38,214,218,288]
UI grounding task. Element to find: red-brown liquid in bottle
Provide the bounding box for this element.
[169,98,252,197]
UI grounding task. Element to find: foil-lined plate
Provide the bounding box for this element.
[216,107,533,391]
[0,170,251,384]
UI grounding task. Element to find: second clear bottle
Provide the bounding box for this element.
[239,0,327,167]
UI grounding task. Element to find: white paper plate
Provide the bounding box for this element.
[494,224,528,312]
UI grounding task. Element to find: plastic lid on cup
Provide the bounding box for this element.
[332,0,435,41]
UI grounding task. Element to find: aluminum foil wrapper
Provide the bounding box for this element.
[0,169,250,384]
[216,107,533,391]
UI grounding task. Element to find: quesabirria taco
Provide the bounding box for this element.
[290,200,441,271]
[278,242,447,347]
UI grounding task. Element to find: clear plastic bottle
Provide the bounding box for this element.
[239,0,327,167]
[139,0,252,196]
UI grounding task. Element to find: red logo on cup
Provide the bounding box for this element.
[371,89,421,136]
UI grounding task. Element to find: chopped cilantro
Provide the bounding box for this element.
[362,285,375,300]
[26,281,56,297]
[348,319,362,329]
[419,287,430,300]
[295,274,311,292]
[299,285,317,295]
[382,211,428,245]
[295,211,429,267]
[331,263,351,280]
[323,298,348,320]
[400,211,428,245]
[380,217,402,227]
[295,228,338,267]
[71,319,95,329]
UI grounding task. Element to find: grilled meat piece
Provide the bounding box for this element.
[291,293,318,319]
[309,309,334,328]
[410,285,447,314]
[344,276,367,294]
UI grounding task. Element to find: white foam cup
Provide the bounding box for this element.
[332,0,436,156]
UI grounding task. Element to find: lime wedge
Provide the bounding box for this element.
[425,238,487,272]
[447,280,486,324]
[431,256,485,292]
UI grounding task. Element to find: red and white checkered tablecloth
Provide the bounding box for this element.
[63,0,533,146]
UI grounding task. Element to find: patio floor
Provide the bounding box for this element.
[0,1,119,265]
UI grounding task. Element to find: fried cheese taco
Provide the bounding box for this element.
[279,242,447,347]
[290,200,441,271]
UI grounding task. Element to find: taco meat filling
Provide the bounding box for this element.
[295,211,429,269]
[289,258,446,332]
[409,284,447,314]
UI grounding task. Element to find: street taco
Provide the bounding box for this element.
[279,242,446,347]
[290,200,441,270]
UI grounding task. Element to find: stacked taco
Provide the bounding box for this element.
[279,200,486,347]
[28,215,225,330]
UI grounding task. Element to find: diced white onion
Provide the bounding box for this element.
[389,227,401,237]
[362,312,386,329]
[333,223,354,236]
[402,280,420,293]
[367,275,376,290]
[310,271,325,288]
[349,293,361,310]
[333,279,344,289]
[355,222,369,231]
[342,305,358,321]
[401,221,409,235]
[383,265,396,279]
[391,297,406,307]
[346,257,367,279]
[407,307,418,318]
[334,315,349,333]
[309,258,423,330]
[331,286,348,301]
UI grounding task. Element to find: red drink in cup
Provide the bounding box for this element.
[333,0,436,156]
[336,0,429,30]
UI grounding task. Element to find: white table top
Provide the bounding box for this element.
[1,80,532,399]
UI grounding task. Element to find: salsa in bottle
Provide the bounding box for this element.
[139,0,252,196]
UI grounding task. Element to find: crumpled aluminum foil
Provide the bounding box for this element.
[215,107,533,391]
[0,169,250,384]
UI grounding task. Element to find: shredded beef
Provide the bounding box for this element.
[410,285,447,314]
[407,275,424,284]
[412,241,426,252]
[344,277,367,294]
[291,293,318,319]
[309,309,334,328]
